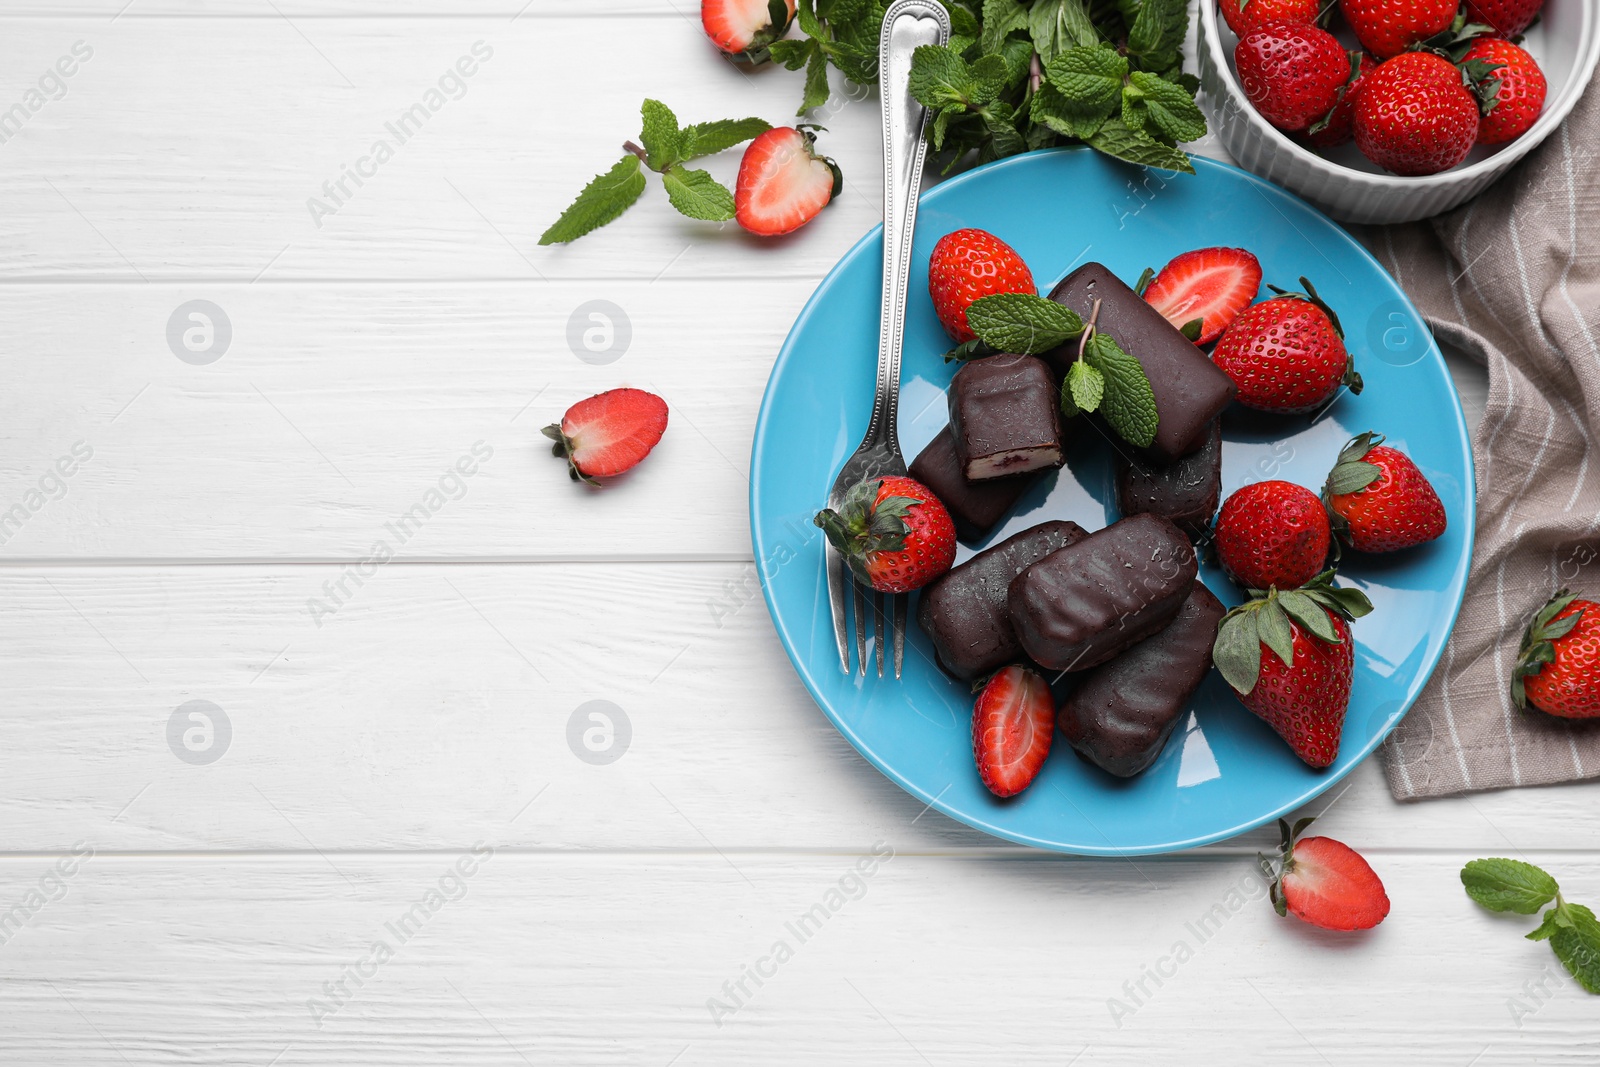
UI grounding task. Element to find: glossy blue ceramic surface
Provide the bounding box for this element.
[750,148,1474,855]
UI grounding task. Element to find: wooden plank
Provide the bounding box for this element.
[0,15,886,281]
[1,562,1592,853]
[0,281,778,560]
[0,851,1594,1064]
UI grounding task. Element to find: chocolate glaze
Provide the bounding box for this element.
[1115,417,1223,540]
[909,427,1040,544]
[1045,263,1236,462]
[947,353,1064,481]
[916,520,1089,681]
[1007,513,1198,672]
[1057,582,1226,778]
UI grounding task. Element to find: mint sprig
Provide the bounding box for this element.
[773,0,1203,176]
[964,292,1083,354]
[1046,297,1159,450]
[541,100,771,245]
[1463,859,1600,994]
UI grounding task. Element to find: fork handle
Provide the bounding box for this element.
[865,0,949,457]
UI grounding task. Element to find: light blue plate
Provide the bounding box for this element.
[750,148,1474,855]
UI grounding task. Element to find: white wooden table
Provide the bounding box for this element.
[0,2,1592,1063]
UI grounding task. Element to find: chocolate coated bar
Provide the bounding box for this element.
[1057,582,1226,777]
[1115,417,1223,539]
[948,353,1064,481]
[909,426,1040,544]
[916,520,1088,681]
[1046,263,1236,462]
[1007,513,1198,672]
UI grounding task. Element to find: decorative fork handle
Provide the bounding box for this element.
[864,0,950,457]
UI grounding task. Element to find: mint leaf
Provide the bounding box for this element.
[980,101,1026,158]
[661,166,736,222]
[769,39,815,71]
[1551,903,1600,994]
[1045,45,1128,114]
[965,293,1084,354]
[1461,858,1561,914]
[909,45,979,110]
[796,0,824,39]
[1127,0,1188,72]
[681,117,772,159]
[1029,0,1099,64]
[1123,71,1207,143]
[981,0,1030,54]
[1084,331,1158,448]
[801,46,832,113]
[971,54,1009,106]
[1086,117,1195,174]
[1067,359,1105,413]
[639,99,683,171]
[1528,907,1565,942]
[539,155,648,245]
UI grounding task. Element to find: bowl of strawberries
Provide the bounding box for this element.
[1197,0,1600,223]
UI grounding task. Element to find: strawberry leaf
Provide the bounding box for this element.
[1179,318,1203,342]
[1278,591,1339,644]
[1133,267,1155,297]
[539,155,648,245]
[1461,858,1561,914]
[1214,610,1263,694]
[1257,596,1295,668]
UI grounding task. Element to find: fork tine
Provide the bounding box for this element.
[854,582,869,678]
[893,594,907,679]
[873,590,886,677]
[825,545,852,675]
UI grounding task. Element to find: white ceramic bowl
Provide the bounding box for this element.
[1197,1,1600,224]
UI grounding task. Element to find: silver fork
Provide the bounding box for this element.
[823,0,949,679]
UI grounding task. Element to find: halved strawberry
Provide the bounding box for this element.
[1264,818,1390,931]
[972,665,1055,798]
[542,388,669,485]
[701,0,796,64]
[1140,247,1262,344]
[734,126,842,237]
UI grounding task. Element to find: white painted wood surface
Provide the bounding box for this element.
[0,4,1587,1065]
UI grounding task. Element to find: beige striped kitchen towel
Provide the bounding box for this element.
[1357,67,1600,799]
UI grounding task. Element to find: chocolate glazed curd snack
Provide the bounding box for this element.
[909,427,1041,544]
[1115,417,1223,540]
[1007,513,1198,672]
[1057,582,1226,777]
[916,520,1088,681]
[947,353,1064,481]
[1045,263,1236,462]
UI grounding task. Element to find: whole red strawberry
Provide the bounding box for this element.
[1213,572,1374,768]
[735,126,843,237]
[814,475,956,593]
[1339,0,1455,59]
[1220,0,1323,37]
[1140,246,1262,345]
[1463,38,1546,145]
[1306,53,1376,150]
[543,388,669,484]
[1323,431,1447,552]
[1211,277,1360,413]
[1465,0,1545,38]
[1354,51,1481,176]
[927,229,1036,344]
[1513,591,1600,719]
[701,0,796,64]
[1215,480,1332,591]
[1264,818,1391,931]
[972,664,1055,798]
[1235,22,1355,132]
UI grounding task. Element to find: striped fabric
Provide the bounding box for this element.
[1358,69,1600,799]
